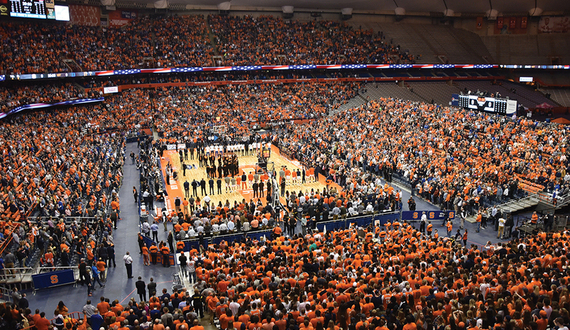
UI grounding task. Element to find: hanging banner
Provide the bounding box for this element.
[68,5,101,26]
[539,16,570,33]
[520,17,528,29]
[509,17,517,29]
[496,17,504,30]
[108,10,137,27]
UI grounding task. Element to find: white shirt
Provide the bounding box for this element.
[229,301,241,316]
[123,254,133,265]
[498,218,506,228]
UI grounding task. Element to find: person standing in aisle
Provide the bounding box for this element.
[147,277,157,298]
[123,251,133,279]
[179,253,188,278]
[107,245,116,268]
[136,277,146,302]
[192,290,204,319]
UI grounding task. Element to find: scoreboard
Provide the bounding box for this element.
[453,94,517,116]
[9,0,47,19]
[2,0,67,20]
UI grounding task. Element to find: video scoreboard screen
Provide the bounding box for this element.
[9,0,46,19]
[452,94,517,116]
[2,0,68,20]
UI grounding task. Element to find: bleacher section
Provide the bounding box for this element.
[498,81,556,107]
[534,72,570,87]
[353,23,494,64]
[540,88,570,107]
[481,34,570,65]
[406,81,460,106]
[360,82,425,103]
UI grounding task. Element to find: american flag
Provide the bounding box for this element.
[290,65,317,70]
[434,64,455,69]
[341,64,366,69]
[390,64,412,69]
[473,64,494,69]
[232,66,261,71]
[114,69,141,75]
[172,67,203,73]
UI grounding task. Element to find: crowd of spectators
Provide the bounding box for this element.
[0,67,570,330]
[0,98,128,274]
[145,82,360,143]
[6,222,570,330]
[208,15,414,66]
[1,14,414,75]
[0,82,99,114]
[177,222,570,330]
[0,15,209,75]
[276,96,570,217]
[10,222,570,330]
[152,15,215,68]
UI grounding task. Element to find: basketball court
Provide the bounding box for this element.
[158,145,335,213]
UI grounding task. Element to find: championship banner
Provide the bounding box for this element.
[68,5,100,26]
[401,210,455,222]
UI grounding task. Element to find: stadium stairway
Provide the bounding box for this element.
[464,194,540,223]
[329,94,367,115]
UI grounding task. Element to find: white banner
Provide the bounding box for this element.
[103,86,119,94]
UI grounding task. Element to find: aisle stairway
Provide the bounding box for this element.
[464,195,540,223]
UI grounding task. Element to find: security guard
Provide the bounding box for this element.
[192,290,204,318]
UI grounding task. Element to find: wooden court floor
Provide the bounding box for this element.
[159,146,329,211]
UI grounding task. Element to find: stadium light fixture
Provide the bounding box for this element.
[392,0,405,16]
[154,0,168,9]
[282,6,294,19]
[394,7,406,16]
[218,1,231,11]
[486,9,498,20]
[341,7,353,20]
[528,7,543,16]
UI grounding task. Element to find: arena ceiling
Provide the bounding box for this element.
[130,0,570,15]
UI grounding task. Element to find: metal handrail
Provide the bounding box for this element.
[0,223,19,256]
[37,266,79,274]
[0,286,12,302]
[178,210,401,243]
[0,266,36,283]
[19,311,85,330]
